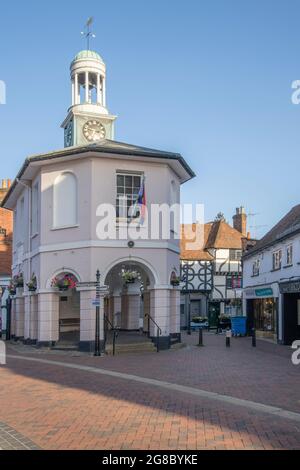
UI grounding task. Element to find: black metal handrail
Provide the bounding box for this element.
[145,313,162,352]
[104,315,119,356]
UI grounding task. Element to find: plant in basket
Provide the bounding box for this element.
[13,272,24,288]
[51,274,77,291]
[121,270,139,284]
[26,273,37,292]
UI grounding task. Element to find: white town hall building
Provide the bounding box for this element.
[2,48,195,352]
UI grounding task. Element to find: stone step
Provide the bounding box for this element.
[106,341,157,355]
[52,343,79,351]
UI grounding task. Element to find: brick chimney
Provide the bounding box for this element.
[233,206,247,236]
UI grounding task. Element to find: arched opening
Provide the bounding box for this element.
[51,272,80,346]
[103,260,156,349]
[53,172,78,229]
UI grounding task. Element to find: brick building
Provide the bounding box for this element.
[0,179,13,286]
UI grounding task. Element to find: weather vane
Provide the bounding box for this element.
[81,17,96,50]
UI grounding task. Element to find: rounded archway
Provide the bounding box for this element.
[103,257,158,289]
[103,259,156,335]
[46,268,82,290]
[49,270,81,345]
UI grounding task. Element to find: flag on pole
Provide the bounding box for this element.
[131,175,146,224]
[138,175,146,225]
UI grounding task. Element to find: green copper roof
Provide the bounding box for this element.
[73,50,104,63]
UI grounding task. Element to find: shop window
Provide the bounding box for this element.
[272,249,282,270]
[286,245,293,266]
[253,298,277,333]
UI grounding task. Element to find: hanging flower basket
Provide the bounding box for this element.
[121,270,139,284]
[13,272,24,288]
[28,286,37,292]
[170,271,180,287]
[51,274,77,291]
[26,273,37,292]
[8,281,16,296]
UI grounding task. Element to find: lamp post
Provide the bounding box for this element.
[94,269,101,356]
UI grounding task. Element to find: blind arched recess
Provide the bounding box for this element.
[53,172,78,228]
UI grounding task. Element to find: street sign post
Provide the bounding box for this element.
[92,272,109,356]
[94,270,101,357]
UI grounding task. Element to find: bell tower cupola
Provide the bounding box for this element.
[61,20,117,147]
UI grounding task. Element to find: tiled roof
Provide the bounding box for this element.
[180,224,213,261]
[205,220,243,249]
[244,204,300,258]
[180,220,245,260]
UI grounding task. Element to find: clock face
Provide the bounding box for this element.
[64,121,73,147]
[83,120,106,142]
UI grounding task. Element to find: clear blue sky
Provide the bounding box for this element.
[1,0,299,237]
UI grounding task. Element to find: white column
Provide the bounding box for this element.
[96,74,101,104]
[127,294,141,330]
[71,79,75,106]
[30,294,38,341]
[113,293,122,328]
[74,74,79,105]
[170,288,181,335]
[37,293,59,345]
[10,298,16,337]
[79,288,104,352]
[121,291,128,329]
[143,291,150,332]
[85,71,89,103]
[102,77,106,107]
[24,294,31,340]
[15,288,25,339]
[149,288,171,349]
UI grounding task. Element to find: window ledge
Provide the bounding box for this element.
[116,219,143,228]
[270,267,281,272]
[51,224,79,231]
[31,232,39,239]
[251,274,259,278]
[283,264,293,269]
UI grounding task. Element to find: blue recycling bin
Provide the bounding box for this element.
[231,316,247,336]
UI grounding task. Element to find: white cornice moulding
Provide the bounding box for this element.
[21,240,180,261]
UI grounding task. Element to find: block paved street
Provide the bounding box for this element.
[0,332,300,450]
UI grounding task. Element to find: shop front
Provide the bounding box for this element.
[244,285,279,341]
[279,281,300,345]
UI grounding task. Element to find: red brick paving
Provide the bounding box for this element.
[0,332,300,450]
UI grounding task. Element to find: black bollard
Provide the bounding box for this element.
[252,328,256,347]
[198,328,204,347]
[226,328,231,348]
